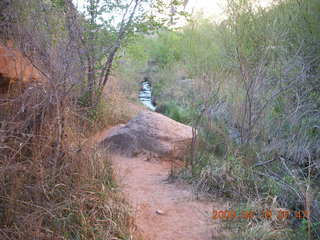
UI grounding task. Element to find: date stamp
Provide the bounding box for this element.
[212,209,309,220]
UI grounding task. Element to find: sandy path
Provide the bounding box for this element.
[112,155,224,240]
[90,107,226,240]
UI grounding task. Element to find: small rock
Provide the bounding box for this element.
[156,209,165,215]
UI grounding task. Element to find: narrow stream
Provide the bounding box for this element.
[139,78,156,111]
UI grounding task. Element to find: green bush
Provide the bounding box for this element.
[156,102,191,124]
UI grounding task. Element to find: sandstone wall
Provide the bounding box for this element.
[0,41,43,92]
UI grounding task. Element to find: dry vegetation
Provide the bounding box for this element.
[0,0,142,239]
[100,76,144,127]
[0,91,138,239]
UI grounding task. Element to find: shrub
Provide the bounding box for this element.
[156,102,191,124]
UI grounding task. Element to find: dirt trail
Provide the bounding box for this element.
[112,153,225,240]
[92,121,226,240]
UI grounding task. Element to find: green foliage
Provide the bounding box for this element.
[156,102,191,124]
[77,90,93,108]
[51,0,65,8]
[290,219,320,240]
[124,35,150,67]
[148,31,183,67]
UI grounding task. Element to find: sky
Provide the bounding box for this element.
[72,0,227,18]
[184,0,274,22]
[73,0,275,25]
[185,0,227,18]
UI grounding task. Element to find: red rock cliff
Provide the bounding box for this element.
[0,41,43,92]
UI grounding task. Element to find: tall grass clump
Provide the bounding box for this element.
[0,0,139,239]
[0,85,137,239]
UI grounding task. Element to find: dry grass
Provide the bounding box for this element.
[99,76,144,127]
[0,83,141,240]
[221,197,292,240]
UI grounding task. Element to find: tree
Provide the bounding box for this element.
[77,0,187,105]
[78,0,154,104]
[99,0,143,90]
